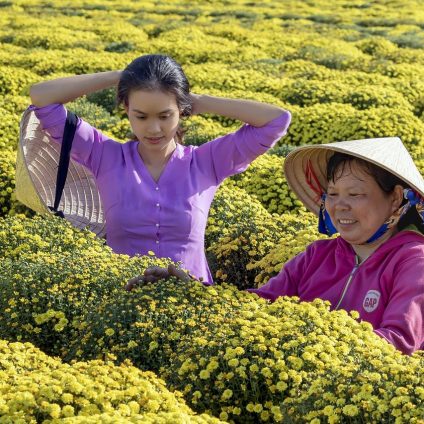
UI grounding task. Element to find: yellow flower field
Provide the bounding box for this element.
[0,0,423,422]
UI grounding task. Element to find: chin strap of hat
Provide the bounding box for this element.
[365,189,424,243]
[48,111,78,218]
[318,193,338,236]
[304,160,337,236]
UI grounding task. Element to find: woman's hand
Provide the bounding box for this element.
[189,93,202,115]
[125,264,190,291]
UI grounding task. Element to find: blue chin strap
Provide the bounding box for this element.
[365,190,423,243]
[318,194,338,236]
[365,223,389,244]
[318,194,388,243]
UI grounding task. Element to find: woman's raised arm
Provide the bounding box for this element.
[190,93,287,128]
[30,71,122,108]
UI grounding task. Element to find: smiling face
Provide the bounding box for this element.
[125,89,181,154]
[325,160,403,247]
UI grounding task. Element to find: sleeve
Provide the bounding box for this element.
[193,111,291,184]
[374,254,424,355]
[29,103,116,178]
[247,247,308,301]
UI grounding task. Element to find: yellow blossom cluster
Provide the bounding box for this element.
[0,148,16,217]
[162,292,424,423]
[228,155,303,215]
[0,215,172,357]
[0,65,39,97]
[0,215,423,423]
[6,256,424,424]
[1,0,424,421]
[247,210,328,286]
[0,0,424,219]
[0,339,222,423]
[0,94,28,150]
[206,184,322,288]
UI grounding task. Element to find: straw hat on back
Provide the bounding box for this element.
[15,108,106,237]
[284,137,424,216]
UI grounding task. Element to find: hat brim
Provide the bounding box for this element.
[284,137,424,216]
[16,108,106,237]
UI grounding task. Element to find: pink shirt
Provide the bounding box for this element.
[32,104,291,284]
[249,231,424,354]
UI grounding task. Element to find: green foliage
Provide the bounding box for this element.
[67,97,120,132]
[105,41,136,53]
[0,147,15,216]
[86,88,118,113]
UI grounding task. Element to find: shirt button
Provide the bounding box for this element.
[155,187,159,191]
[156,240,159,244]
[156,223,160,227]
[156,203,160,207]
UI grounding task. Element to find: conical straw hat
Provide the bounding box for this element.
[15,108,106,237]
[284,137,424,215]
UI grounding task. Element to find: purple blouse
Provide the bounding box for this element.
[32,104,291,284]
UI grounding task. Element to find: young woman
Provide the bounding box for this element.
[127,137,424,355]
[29,54,291,285]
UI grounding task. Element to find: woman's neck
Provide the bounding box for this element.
[137,140,177,167]
[351,228,397,263]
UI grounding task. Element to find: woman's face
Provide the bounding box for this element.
[125,89,180,152]
[325,160,403,245]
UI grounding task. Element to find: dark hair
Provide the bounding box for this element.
[327,152,424,232]
[117,54,192,144]
[327,152,405,194]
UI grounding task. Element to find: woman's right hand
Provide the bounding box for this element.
[125,264,190,291]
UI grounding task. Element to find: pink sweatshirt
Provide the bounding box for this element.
[249,230,424,354]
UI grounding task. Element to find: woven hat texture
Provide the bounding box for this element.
[16,108,106,237]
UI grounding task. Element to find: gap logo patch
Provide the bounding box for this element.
[363,290,381,313]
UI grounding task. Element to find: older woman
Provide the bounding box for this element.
[127,137,424,355]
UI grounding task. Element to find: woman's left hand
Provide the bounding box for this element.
[189,93,202,115]
[187,92,286,127]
